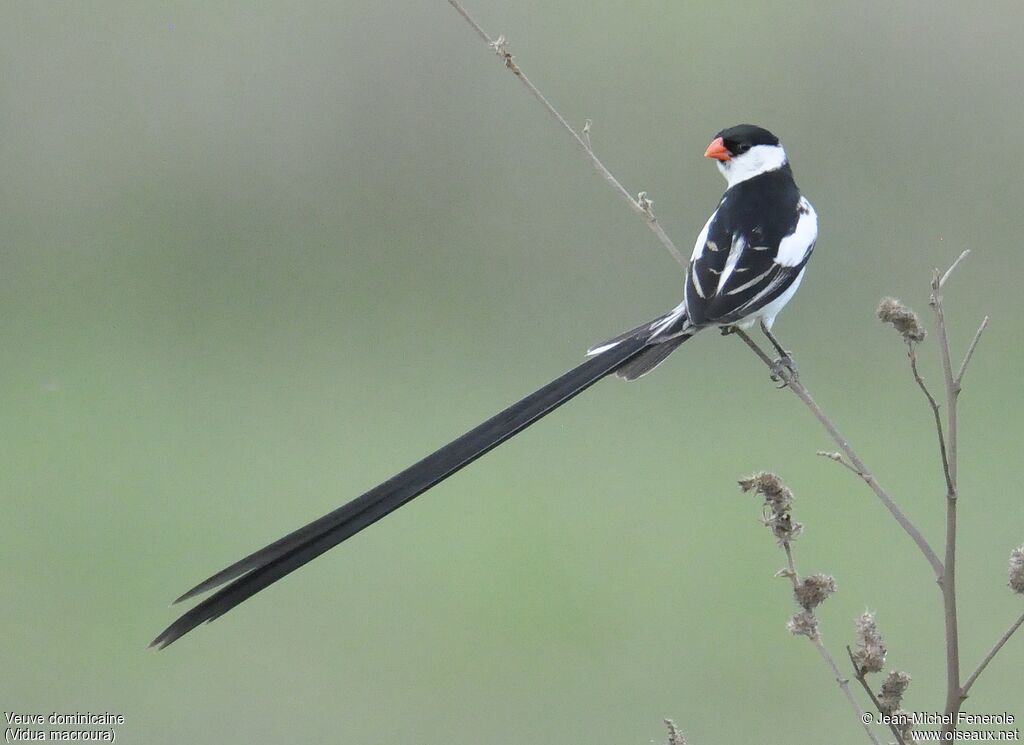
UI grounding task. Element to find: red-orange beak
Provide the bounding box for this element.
[704,137,731,162]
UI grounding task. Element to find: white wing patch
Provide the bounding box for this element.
[690,268,705,298]
[725,265,775,296]
[651,299,688,336]
[716,235,746,294]
[689,210,717,261]
[775,198,817,268]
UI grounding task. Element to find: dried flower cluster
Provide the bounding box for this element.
[878,670,911,714]
[851,611,887,674]
[1009,545,1024,594]
[663,719,687,745]
[739,471,803,544]
[795,574,837,610]
[877,297,927,343]
[787,609,819,639]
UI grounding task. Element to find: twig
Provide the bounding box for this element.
[447,0,688,270]
[907,341,953,496]
[733,328,945,579]
[816,450,861,476]
[961,610,1024,697]
[955,316,989,386]
[938,249,970,289]
[780,545,881,745]
[845,646,907,745]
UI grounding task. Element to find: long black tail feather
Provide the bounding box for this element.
[152,334,658,649]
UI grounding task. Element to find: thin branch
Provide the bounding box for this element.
[955,316,989,386]
[780,545,881,745]
[938,249,970,289]
[816,450,862,476]
[907,341,953,496]
[733,328,945,579]
[447,0,688,269]
[961,609,1024,697]
[845,646,907,745]
[930,271,961,473]
[732,327,775,367]
[812,641,882,745]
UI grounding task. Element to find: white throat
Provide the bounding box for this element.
[717,144,788,189]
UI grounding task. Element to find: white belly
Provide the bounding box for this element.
[733,267,806,331]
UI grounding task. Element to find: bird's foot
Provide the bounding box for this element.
[719,325,737,336]
[769,353,799,388]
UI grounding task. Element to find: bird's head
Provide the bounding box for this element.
[704,124,788,188]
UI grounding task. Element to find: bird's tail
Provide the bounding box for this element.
[586,306,696,381]
[153,329,684,649]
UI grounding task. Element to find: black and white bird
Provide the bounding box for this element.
[153,124,817,648]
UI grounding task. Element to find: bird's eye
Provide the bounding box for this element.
[736,143,751,154]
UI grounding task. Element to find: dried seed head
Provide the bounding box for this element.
[740,471,801,543]
[1009,545,1024,594]
[663,719,687,745]
[877,297,927,343]
[761,511,803,544]
[794,574,837,610]
[851,611,887,674]
[739,471,792,512]
[786,609,818,638]
[878,670,911,714]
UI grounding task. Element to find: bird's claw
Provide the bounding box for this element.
[769,353,798,388]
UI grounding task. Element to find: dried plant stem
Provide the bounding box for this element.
[816,450,861,476]
[845,646,907,745]
[732,328,944,579]
[931,266,957,720]
[962,610,1024,697]
[938,249,970,288]
[956,316,989,386]
[780,545,881,745]
[907,342,953,496]
[447,0,688,270]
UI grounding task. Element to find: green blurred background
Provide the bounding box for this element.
[2,2,1022,743]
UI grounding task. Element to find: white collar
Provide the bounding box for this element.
[717,144,788,188]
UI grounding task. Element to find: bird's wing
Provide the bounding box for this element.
[687,198,817,325]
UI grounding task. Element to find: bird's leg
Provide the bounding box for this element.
[759,320,798,387]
